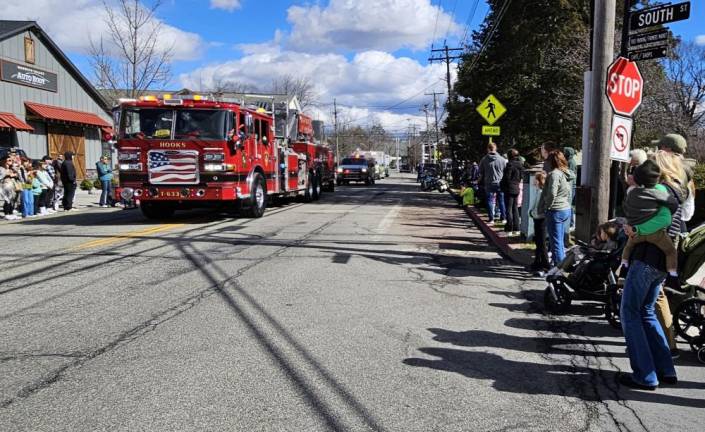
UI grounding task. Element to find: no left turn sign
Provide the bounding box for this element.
[610,114,633,162]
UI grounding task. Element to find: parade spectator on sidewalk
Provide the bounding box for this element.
[620,159,682,389]
[60,151,77,211]
[29,162,43,216]
[478,142,507,225]
[501,149,524,235]
[96,155,113,208]
[651,150,689,356]
[42,155,57,210]
[530,172,550,274]
[52,154,64,211]
[539,150,575,265]
[35,160,55,215]
[1,157,20,220]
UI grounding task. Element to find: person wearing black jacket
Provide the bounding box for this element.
[60,151,77,211]
[500,149,524,234]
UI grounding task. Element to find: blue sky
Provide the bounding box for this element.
[4,0,704,132]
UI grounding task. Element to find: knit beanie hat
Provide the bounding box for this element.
[633,159,661,188]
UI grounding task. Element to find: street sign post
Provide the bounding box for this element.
[476,94,506,125]
[481,125,500,136]
[630,2,690,31]
[610,114,633,162]
[629,46,669,61]
[628,28,669,48]
[605,57,643,117]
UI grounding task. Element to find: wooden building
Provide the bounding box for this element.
[0,20,112,179]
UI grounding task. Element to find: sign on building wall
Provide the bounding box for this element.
[0,59,58,92]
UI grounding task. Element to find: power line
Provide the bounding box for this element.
[467,0,514,73]
[444,0,460,43]
[459,0,481,48]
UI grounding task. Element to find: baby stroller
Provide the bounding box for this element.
[673,223,705,364]
[544,225,627,316]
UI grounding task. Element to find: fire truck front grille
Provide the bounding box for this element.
[147,149,200,185]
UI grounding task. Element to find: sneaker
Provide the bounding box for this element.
[4,215,15,220]
[47,209,56,214]
[670,348,680,359]
[618,373,656,391]
[500,220,507,225]
[487,220,494,226]
[101,204,109,208]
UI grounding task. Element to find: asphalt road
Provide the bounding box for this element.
[1,174,703,432]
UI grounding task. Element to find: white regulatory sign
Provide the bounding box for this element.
[610,114,633,162]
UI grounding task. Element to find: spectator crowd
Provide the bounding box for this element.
[461,133,699,392]
[0,149,79,220]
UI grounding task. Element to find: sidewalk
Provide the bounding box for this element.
[449,189,535,266]
[1,189,125,223]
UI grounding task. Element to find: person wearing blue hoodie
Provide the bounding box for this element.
[96,155,113,207]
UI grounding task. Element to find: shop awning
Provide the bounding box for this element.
[25,102,111,128]
[0,112,34,131]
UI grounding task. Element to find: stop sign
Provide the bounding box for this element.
[606,57,643,117]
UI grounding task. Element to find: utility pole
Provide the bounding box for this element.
[585,0,616,238]
[425,92,443,165]
[421,104,431,164]
[429,44,463,182]
[333,98,340,163]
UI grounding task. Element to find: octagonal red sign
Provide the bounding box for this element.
[606,57,643,117]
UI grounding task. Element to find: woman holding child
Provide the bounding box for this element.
[619,148,689,390]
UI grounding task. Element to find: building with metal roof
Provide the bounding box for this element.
[0,20,112,179]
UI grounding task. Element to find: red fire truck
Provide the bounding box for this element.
[114,93,335,219]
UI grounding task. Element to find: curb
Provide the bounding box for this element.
[450,191,533,267]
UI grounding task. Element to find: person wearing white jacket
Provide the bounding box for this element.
[35,161,55,215]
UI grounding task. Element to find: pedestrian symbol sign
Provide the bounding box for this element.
[476,94,506,125]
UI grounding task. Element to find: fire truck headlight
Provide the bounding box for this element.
[204,153,225,162]
[119,163,142,171]
[118,152,139,161]
[204,163,226,171]
[361,168,368,173]
[120,188,134,200]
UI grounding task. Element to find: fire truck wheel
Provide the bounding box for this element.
[304,173,314,202]
[248,173,267,218]
[140,202,175,220]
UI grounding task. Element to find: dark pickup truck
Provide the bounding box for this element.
[336,157,375,186]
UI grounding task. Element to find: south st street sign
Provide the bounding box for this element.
[630,2,690,31]
[0,59,58,92]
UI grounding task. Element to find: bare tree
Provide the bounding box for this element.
[89,0,174,101]
[205,77,257,97]
[270,74,317,109]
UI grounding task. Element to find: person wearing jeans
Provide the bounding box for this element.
[538,149,575,265]
[478,141,507,224]
[501,149,524,234]
[485,183,506,225]
[96,155,113,207]
[620,256,677,389]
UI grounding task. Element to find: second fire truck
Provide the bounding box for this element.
[114,93,335,219]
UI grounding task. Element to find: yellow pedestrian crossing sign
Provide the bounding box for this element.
[476,94,506,125]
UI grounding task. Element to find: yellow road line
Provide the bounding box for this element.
[71,223,185,251]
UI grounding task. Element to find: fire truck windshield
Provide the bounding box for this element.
[121,108,228,140]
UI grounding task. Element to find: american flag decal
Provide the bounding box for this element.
[148,150,199,184]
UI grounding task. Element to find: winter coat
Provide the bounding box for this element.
[540,168,575,212]
[96,161,113,182]
[36,170,54,190]
[60,153,76,184]
[500,158,524,195]
[478,152,507,188]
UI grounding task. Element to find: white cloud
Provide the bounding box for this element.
[179,48,455,131]
[209,0,241,12]
[286,0,461,52]
[696,35,705,46]
[3,0,203,61]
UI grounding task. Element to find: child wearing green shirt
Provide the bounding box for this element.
[621,160,679,288]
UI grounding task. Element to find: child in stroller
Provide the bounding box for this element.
[544,220,627,314]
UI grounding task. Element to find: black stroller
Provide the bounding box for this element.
[544,227,627,319]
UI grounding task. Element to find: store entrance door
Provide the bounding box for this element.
[48,124,86,179]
